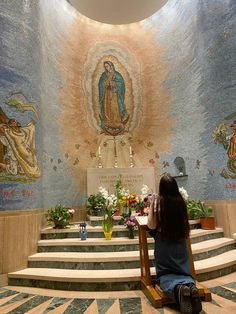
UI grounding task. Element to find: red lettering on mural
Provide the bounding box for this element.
[3,191,10,198]
[3,189,16,198]
[225,184,236,188]
[21,189,33,197]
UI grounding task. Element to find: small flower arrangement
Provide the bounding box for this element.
[118,183,151,217]
[45,204,72,229]
[124,215,138,229]
[99,186,118,214]
[79,222,87,240]
[87,192,107,216]
[79,222,87,232]
[124,215,138,239]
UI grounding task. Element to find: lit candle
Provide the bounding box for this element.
[98,146,101,155]
[129,146,132,155]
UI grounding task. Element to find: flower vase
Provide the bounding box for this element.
[128,227,135,239]
[104,231,112,240]
[80,231,87,240]
[53,221,63,229]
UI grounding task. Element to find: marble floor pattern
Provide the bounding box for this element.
[0,272,235,313]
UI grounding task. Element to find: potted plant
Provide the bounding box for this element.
[186,199,202,220]
[87,193,106,216]
[195,202,215,230]
[102,209,114,240]
[124,215,138,239]
[45,204,71,229]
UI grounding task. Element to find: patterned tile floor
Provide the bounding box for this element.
[0,272,235,313]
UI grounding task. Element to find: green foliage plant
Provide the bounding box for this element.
[195,202,213,218]
[186,199,202,220]
[186,199,213,219]
[45,204,71,229]
[87,193,106,216]
[102,209,113,233]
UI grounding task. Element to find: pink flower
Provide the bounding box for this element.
[68,208,75,214]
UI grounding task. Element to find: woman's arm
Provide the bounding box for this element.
[147,194,159,230]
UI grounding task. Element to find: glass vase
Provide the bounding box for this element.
[128,227,135,239]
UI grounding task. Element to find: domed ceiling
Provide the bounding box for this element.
[67,0,168,24]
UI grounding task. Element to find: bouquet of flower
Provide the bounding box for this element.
[87,192,107,216]
[124,215,138,239]
[119,184,151,217]
[98,186,118,214]
[45,204,71,229]
[124,215,138,229]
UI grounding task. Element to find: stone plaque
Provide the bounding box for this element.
[87,167,156,195]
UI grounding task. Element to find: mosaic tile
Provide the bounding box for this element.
[43,297,71,313]
[28,260,141,270]
[210,286,236,303]
[190,232,224,244]
[223,282,236,289]
[97,298,116,314]
[0,292,33,307]
[193,243,236,261]
[0,290,18,299]
[119,297,142,314]
[8,278,140,291]
[210,299,221,307]
[7,295,51,314]
[63,298,94,314]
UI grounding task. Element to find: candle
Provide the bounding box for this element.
[129,146,132,155]
[98,146,101,155]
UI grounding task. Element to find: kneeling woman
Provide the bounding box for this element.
[147,174,202,314]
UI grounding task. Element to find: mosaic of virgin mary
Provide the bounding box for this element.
[98,61,129,136]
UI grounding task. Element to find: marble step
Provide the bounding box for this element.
[194,249,236,281]
[37,237,154,252]
[189,228,224,244]
[8,250,236,290]
[191,237,235,261]
[29,237,235,269]
[37,228,224,253]
[41,225,137,239]
[41,220,201,239]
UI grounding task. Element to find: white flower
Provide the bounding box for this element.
[98,186,109,199]
[107,194,117,208]
[141,184,149,196]
[179,187,189,200]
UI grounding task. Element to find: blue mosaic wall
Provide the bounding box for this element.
[0,0,235,210]
[0,0,42,210]
[154,0,236,199]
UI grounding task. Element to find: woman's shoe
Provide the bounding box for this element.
[178,285,192,314]
[190,285,202,314]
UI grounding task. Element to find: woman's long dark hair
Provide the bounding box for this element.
[157,174,190,241]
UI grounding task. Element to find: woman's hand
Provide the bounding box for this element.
[149,194,159,212]
[147,194,159,229]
